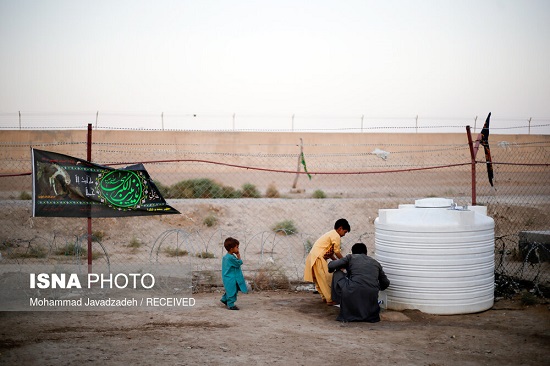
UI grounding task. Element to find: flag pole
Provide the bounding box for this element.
[87,123,93,274]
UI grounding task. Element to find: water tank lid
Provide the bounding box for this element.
[415,197,453,208]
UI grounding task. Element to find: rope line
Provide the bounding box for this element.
[2,160,547,179]
[105,158,473,175]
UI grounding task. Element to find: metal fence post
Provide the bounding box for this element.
[466,125,477,205]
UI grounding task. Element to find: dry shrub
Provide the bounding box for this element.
[203,214,218,227]
[164,247,189,257]
[250,263,290,290]
[271,220,297,235]
[9,245,47,259]
[265,183,280,198]
[196,251,215,259]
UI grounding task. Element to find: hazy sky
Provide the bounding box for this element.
[1,0,549,132]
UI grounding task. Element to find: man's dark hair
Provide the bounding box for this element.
[334,218,351,232]
[351,243,367,254]
[223,237,240,252]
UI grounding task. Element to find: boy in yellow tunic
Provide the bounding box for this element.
[303,218,350,305]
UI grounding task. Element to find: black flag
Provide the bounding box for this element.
[32,149,180,217]
[480,112,494,187]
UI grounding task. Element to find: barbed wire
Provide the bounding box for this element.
[93,146,468,158]
[1,111,549,120]
[2,140,548,150]
[92,141,469,147]
[1,112,549,134]
[0,142,87,147]
[2,124,550,132]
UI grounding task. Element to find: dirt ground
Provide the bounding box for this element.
[0,290,549,366]
[1,198,549,365]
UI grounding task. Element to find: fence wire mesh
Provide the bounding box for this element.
[0,129,548,302]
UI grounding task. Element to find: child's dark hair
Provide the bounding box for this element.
[224,237,240,252]
[351,243,367,254]
[334,218,351,232]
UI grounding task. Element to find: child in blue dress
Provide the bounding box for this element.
[220,237,248,310]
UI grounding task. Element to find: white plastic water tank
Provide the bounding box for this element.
[375,198,495,314]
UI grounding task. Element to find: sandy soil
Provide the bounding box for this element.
[1,290,549,366]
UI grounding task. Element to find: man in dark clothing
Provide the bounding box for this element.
[328,243,390,322]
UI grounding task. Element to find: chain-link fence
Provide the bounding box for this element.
[0,128,548,305]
